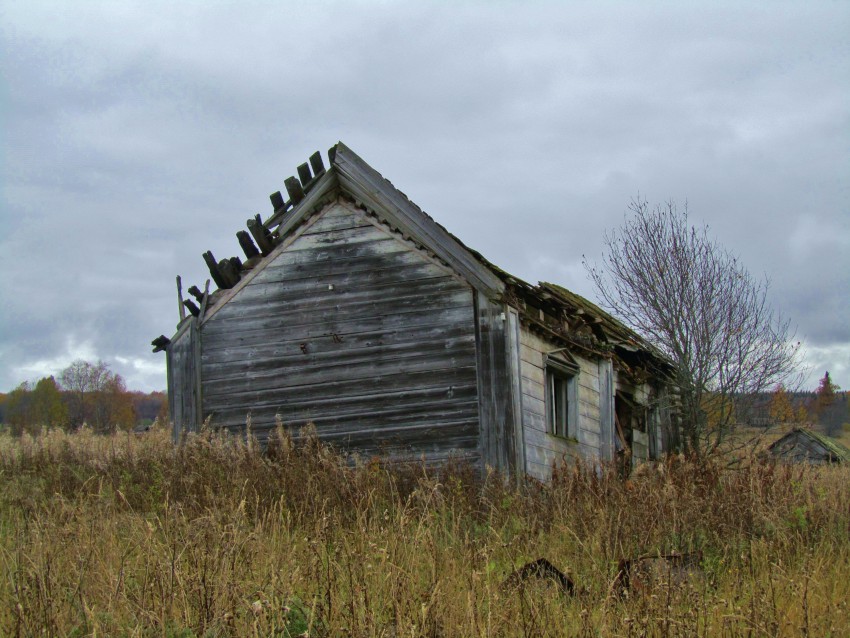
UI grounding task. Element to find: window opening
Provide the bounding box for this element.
[545,356,578,439]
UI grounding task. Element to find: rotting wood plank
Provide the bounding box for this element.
[251,243,435,286]
[284,176,305,205]
[224,276,467,321]
[202,356,478,397]
[297,163,313,187]
[205,384,479,422]
[202,251,228,289]
[205,285,473,328]
[268,169,338,233]
[238,261,451,303]
[202,340,477,388]
[300,208,371,234]
[247,217,275,256]
[236,230,260,259]
[202,304,472,353]
[201,324,474,370]
[309,151,325,178]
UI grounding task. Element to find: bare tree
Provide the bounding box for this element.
[60,360,135,432]
[585,198,802,455]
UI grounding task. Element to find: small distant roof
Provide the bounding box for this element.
[766,428,850,464]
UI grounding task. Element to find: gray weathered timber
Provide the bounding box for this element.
[475,294,519,474]
[598,358,615,460]
[199,201,481,464]
[330,143,504,298]
[160,143,676,478]
[766,428,850,465]
[519,326,605,480]
[167,320,199,441]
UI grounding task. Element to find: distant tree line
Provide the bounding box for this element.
[765,371,847,434]
[0,360,167,435]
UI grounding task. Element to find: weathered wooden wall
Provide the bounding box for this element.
[198,199,481,464]
[518,326,607,480]
[167,320,199,441]
[475,295,522,473]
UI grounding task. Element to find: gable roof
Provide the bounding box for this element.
[766,428,850,464]
[160,142,673,377]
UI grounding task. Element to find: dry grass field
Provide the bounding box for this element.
[1,425,849,637]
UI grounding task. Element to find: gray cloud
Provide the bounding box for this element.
[1,1,848,391]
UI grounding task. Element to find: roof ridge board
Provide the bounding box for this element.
[265,150,329,230]
[269,169,339,239]
[803,428,850,458]
[330,142,504,298]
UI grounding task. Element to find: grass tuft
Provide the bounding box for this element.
[1,424,849,636]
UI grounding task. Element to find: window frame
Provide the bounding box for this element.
[544,355,579,440]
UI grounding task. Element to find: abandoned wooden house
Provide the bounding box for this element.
[153,143,676,479]
[764,428,850,465]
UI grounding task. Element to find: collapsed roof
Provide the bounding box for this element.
[154,142,673,383]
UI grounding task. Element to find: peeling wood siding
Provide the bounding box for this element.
[167,320,199,440]
[475,296,520,474]
[519,326,604,480]
[198,201,481,463]
[598,359,615,460]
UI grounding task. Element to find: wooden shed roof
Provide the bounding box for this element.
[157,142,673,375]
[765,428,850,464]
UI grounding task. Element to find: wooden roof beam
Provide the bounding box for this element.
[309,151,325,178]
[236,230,260,259]
[247,216,275,256]
[284,176,305,205]
[297,162,312,188]
[202,251,228,289]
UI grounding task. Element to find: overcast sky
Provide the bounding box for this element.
[1,1,848,394]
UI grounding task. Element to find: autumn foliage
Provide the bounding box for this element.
[0,360,163,434]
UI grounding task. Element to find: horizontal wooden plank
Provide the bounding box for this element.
[577,428,601,449]
[522,410,546,432]
[521,377,546,403]
[203,338,476,386]
[210,274,470,322]
[521,395,546,420]
[248,253,443,293]
[280,222,391,251]
[211,404,479,437]
[578,383,598,404]
[244,258,447,298]
[205,284,473,331]
[520,344,544,368]
[203,302,473,350]
[203,372,477,415]
[521,363,545,386]
[300,206,371,234]
[250,240,416,284]
[525,460,552,481]
[212,414,480,459]
[578,401,600,421]
[205,383,479,422]
[203,353,478,395]
[202,321,474,367]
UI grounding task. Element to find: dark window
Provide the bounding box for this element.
[546,357,578,439]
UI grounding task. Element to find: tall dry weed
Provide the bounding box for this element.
[0,425,848,636]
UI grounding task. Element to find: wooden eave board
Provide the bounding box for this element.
[200,189,343,326]
[331,142,504,298]
[272,169,340,239]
